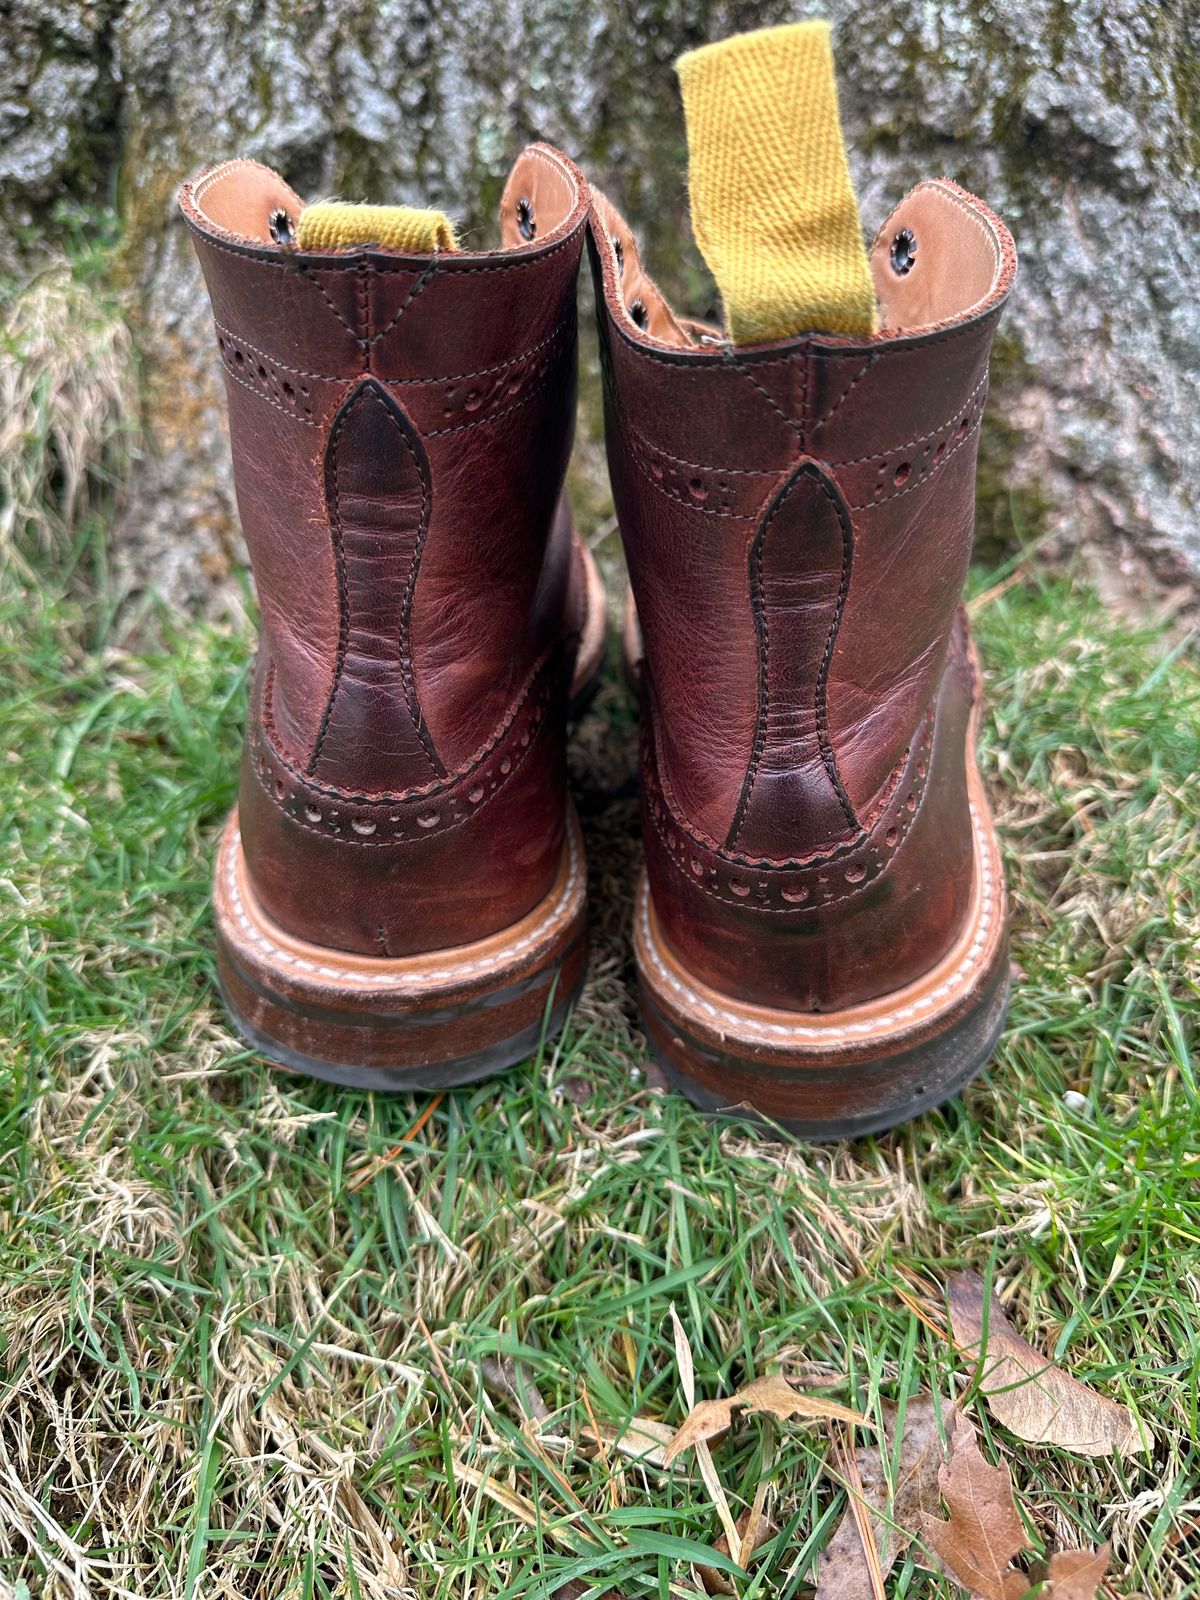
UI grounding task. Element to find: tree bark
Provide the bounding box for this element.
[3,0,1197,607]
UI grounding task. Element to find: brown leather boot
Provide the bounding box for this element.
[181,145,605,1088]
[587,30,1017,1136]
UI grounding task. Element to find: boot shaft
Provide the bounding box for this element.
[181,148,587,795]
[591,178,1015,865]
[183,148,596,960]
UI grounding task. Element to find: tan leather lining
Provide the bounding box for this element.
[592,189,694,346]
[499,146,581,250]
[870,180,1004,332]
[186,145,584,257]
[189,158,305,247]
[596,176,1013,344]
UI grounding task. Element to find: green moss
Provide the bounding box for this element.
[974,330,1052,568]
[1170,19,1200,176]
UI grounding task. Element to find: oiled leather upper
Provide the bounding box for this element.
[590,181,1016,1011]
[182,147,590,956]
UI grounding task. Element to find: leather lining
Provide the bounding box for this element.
[185,144,584,259]
[591,178,1014,346]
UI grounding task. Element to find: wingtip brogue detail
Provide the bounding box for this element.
[184,144,601,1086]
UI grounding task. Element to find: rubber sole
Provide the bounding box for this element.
[634,708,1010,1139]
[214,806,588,1090]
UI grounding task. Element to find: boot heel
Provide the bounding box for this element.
[214,809,588,1091]
[634,785,1010,1141]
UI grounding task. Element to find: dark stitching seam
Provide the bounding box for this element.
[849,413,982,509]
[724,343,804,437]
[816,473,858,833]
[295,259,361,346]
[652,703,932,913]
[306,385,443,779]
[626,424,772,479]
[263,646,555,803]
[810,351,877,435]
[210,312,573,388]
[359,260,372,374]
[727,496,773,846]
[798,346,810,446]
[371,253,439,344]
[221,360,321,426]
[392,316,571,385]
[387,390,445,779]
[213,321,342,382]
[251,667,551,844]
[600,371,988,516]
[423,365,560,437]
[308,406,351,774]
[615,369,988,481]
[835,372,989,466]
[650,695,934,867]
[622,430,756,521]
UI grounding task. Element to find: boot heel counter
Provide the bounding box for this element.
[239,652,567,957]
[643,628,978,1013]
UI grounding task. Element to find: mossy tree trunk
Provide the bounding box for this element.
[3,0,1197,606]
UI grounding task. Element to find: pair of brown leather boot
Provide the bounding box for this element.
[182,25,1016,1136]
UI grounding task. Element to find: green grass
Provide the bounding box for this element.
[1,509,1197,1599]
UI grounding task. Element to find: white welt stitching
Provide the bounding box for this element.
[641,801,999,1044]
[222,821,581,991]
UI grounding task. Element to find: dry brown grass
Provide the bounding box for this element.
[0,265,135,565]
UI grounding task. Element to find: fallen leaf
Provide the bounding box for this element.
[948,1273,1146,1457]
[816,1397,960,1600]
[664,1375,870,1465]
[580,1415,676,1469]
[664,1397,741,1464]
[697,1510,777,1596]
[740,1373,869,1427]
[920,1418,1029,1600]
[1044,1544,1111,1599]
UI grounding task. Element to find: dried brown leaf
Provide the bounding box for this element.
[740,1373,868,1427]
[1044,1544,1111,1599]
[816,1397,960,1600]
[697,1510,778,1596]
[920,1418,1029,1600]
[664,1375,869,1465]
[580,1415,676,1469]
[949,1273,1147,1457]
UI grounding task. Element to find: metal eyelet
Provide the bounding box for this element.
[610,234,625,272]
[629,297,648,329]
[268,207,295,246]
[890,227,917,276]
[515,196,536,241]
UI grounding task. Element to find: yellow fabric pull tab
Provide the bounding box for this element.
[676,21,877,343]
[296,202,457,253]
